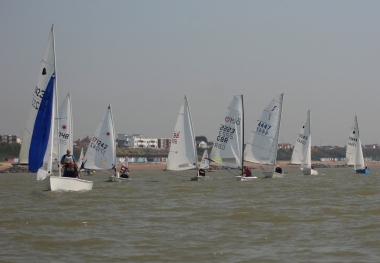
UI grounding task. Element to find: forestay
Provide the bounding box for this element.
[20,26,56,165]
[244,94,284,166]
[166,95,197,171]
[84,105,116,170]
[291,109,312,169]
[209,95,243,168]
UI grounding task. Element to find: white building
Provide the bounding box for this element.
[0,135,22,144]
[123,134,158,148]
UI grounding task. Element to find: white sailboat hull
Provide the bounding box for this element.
[303,168,318,175]
[47,176,93,191]
[235,176,258,181]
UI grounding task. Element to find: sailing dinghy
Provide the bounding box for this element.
[208,95,255,181]
[244,94,284,178]
[200,149,210,170]
[346,115,370,174]
[165,96,200,180]
[290,110,318,175]
[48,92,93,191]
[84,105,118,181]
[110,155,131,182]
[24,25,92,191]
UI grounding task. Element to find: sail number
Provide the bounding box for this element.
[90,137,108,155]
[31,87,50,110]
[59,132,70,139]
[297,133,308,145]
[256,122,271,135]
[348,136,357,147]
[213,142,225,150]
[217,125,236,143]
[171,132,180,144]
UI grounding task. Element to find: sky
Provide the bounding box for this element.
[1,0,380,147]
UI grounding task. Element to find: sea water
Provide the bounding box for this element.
[1,168,380,263]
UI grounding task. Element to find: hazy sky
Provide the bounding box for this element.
[1,0,380,147]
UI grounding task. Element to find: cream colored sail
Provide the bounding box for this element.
[84,105,116,170]
[209,95,243,168]
[166,95,197,171]
[244,94,284,167]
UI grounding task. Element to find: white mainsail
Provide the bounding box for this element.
[199,149,210,169]
[209,95,243,168]
[166,95,197,171]
[58,93,73,156]
[346,115,365,170]
[291,110,312,170]
[19,26,56,165]
[244,94,284,168]
[84,105,116,170]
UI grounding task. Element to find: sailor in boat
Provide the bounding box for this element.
[61,149,80,178]
[62,161,81,178]
[275,165,282,174]
[120,166,130,178]
[199,168,206,176]
[242,166,252,177]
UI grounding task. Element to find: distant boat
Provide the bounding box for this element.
[84,105,117,180]
[244,94,284,178]
[290,110,318,175]
[165,96,200,180]
[346,115,370,174]
[110,155,131,182]
[199,149,210,170]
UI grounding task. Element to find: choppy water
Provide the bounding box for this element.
[1,168,380,263]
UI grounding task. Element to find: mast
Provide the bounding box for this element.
[51,24,61,177]
[241,94,244,175]
[273,93,284,170]
[185,95,198,176]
